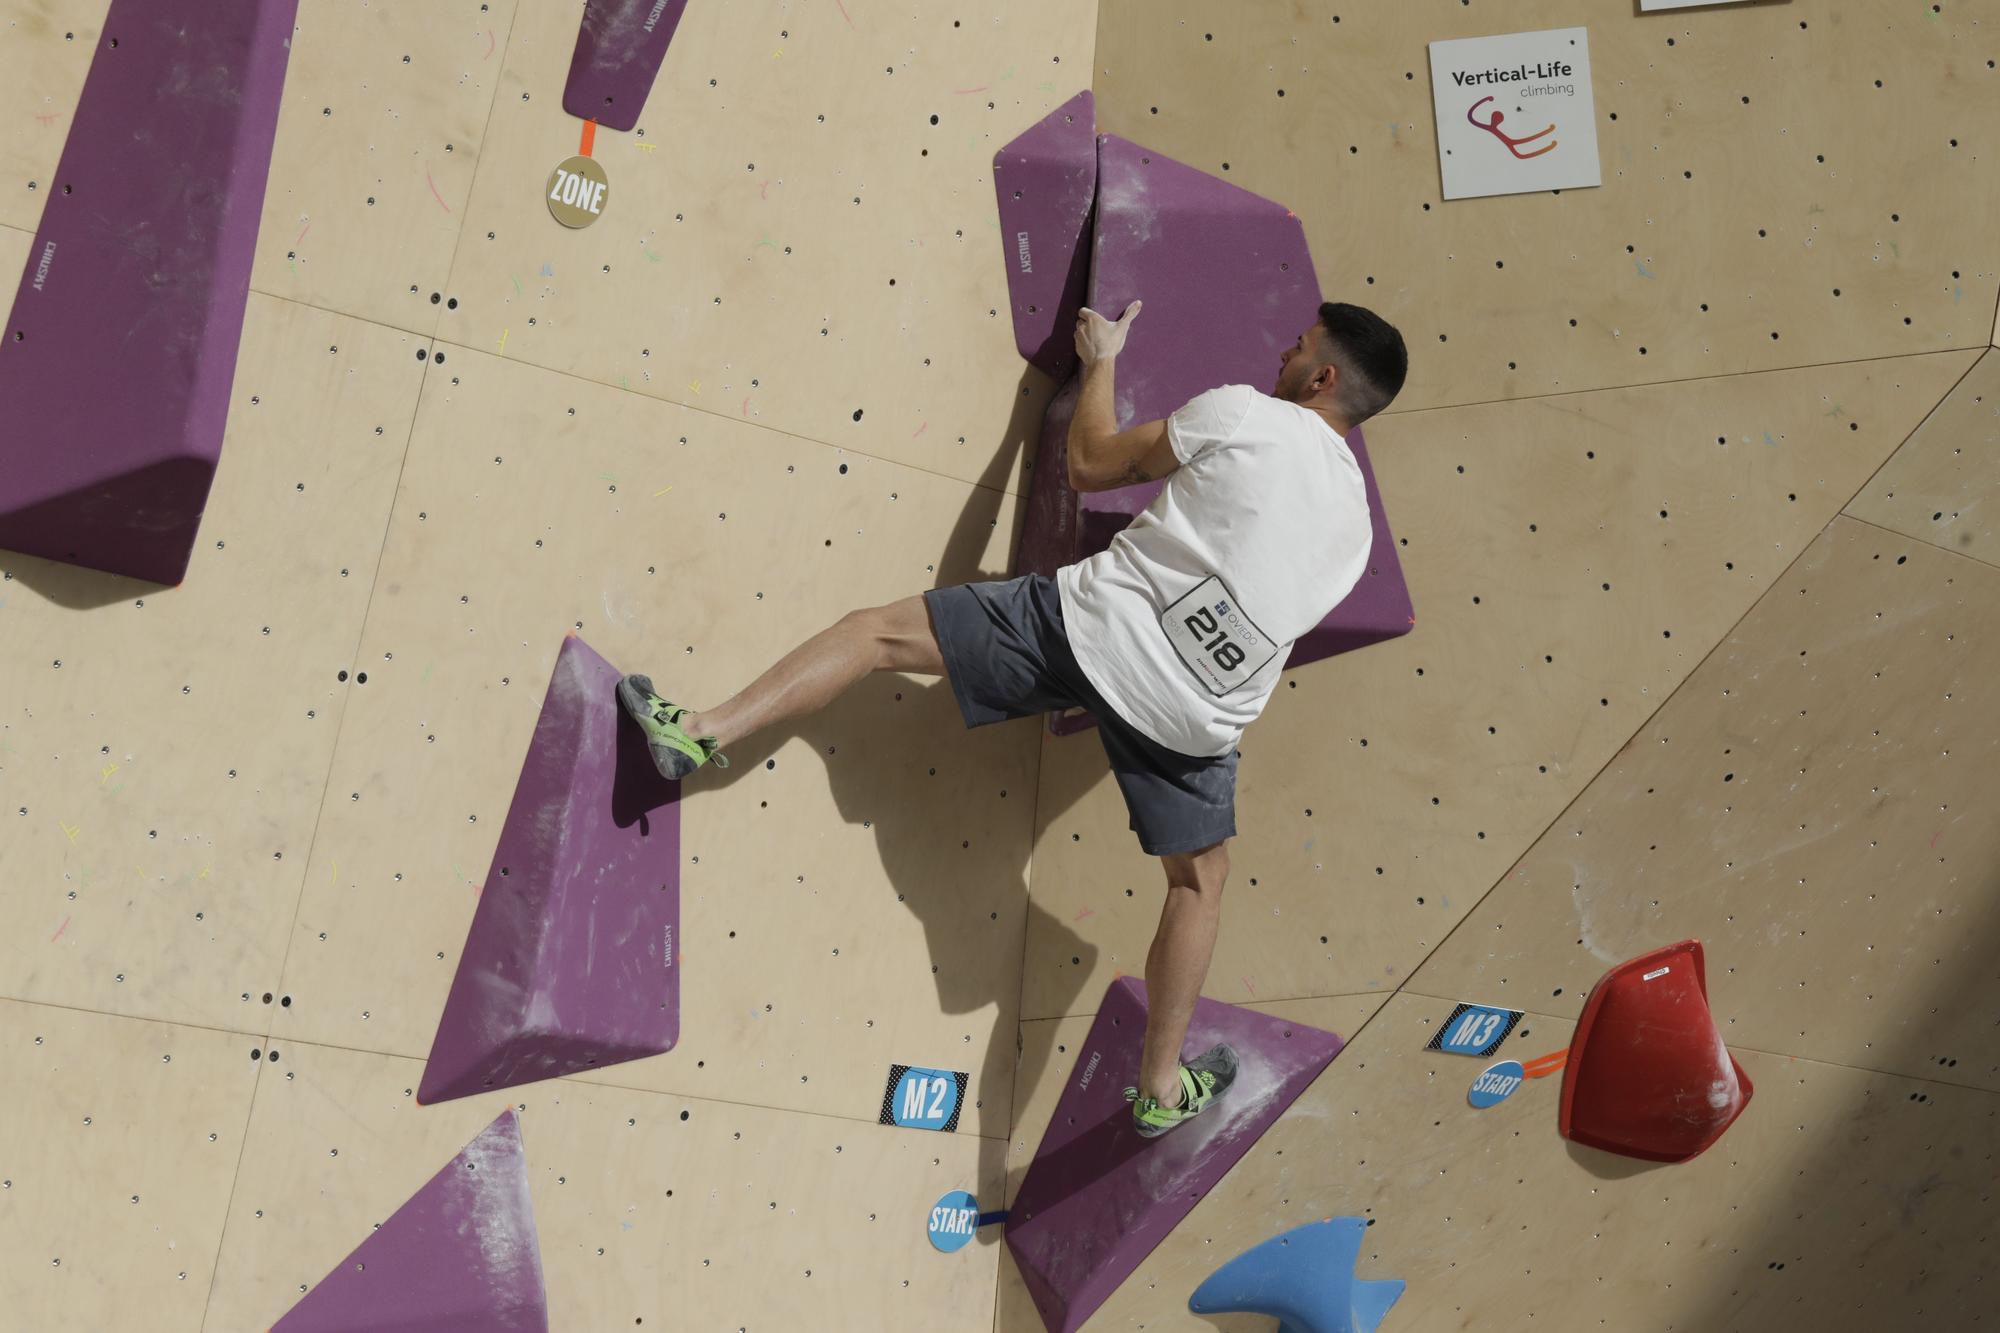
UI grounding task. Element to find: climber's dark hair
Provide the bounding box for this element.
[1316,302,1408,428]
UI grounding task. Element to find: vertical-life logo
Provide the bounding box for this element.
[1466,93,1559,161]
[1428,27,1602,200]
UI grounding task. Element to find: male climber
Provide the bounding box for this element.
[620,299,1408,1138]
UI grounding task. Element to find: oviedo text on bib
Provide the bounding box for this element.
[1161,574,1280,698]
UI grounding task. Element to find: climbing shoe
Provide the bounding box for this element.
[617,674,731,780]
[1124,1043,1240,1139]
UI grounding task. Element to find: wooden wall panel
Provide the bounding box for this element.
[1024,353,1971,1020]
[1094,0,2000,413]
[0,999,257,1333]
[440,0,1087,492]
[0,1,1995,1328]
[0,0,105,233]
[203,1039,1000,1332]
[268,341,1047,1146]
[249,0,519,333]
[0,218,27,277]
[0,296,425,1031]
[1410,516,2000,1088]
[998,992,1996,1331]
[1848,348,1999,564]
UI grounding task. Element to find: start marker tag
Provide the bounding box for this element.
[546,153,610,228]
[1468,1059,1526,1109]
[927,1190,983,1253]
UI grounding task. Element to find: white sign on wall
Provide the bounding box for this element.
[1428,27,1601,201]
[1639,0,1755,10]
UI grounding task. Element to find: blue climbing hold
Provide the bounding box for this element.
[1188,1216,1405,1333]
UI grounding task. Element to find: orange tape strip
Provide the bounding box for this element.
[579,118,597,157]
[1520,1050,1568,1079]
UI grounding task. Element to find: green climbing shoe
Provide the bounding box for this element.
[617,674,732,780]
[1124,1043,1240,1139]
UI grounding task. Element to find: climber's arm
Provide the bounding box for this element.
[1067,357,1179,492]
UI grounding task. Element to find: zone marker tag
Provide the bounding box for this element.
[546,151,610,228]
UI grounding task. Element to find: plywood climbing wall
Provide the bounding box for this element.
[2,0,1997,1328]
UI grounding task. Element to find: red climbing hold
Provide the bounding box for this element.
[1559,939,1753,1163]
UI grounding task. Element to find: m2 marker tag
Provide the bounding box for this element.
[1161,575,1281,698]
[880,1064,969,1132]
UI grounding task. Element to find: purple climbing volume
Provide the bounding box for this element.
[419,634,684,1104]
[0,0,298,584]
[993,90,1099,381]
[270,1111,549,1332]
[1005,978,1345,1333]
[996,99,1416,739]
[563,0,690,132]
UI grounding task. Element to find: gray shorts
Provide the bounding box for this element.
[922,574,1237,857]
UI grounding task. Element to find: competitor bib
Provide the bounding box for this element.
[1161,575,1280,698]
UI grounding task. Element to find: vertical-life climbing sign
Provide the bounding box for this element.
[1428,27,1602,200]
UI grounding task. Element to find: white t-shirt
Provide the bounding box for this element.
[1055,384,1373,758]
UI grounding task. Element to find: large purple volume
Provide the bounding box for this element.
[562,0,690,132]
[419,635,683,1104]
[997,100,1417,738]
[0,0,298,585]
[992,90,1098,381]
[271,1111,548,1333]
[1004,978,1345,1333]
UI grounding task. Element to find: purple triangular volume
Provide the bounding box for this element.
[271,1111,548,1333]
[418,634,682,1104]
[993,90,1099,380]
[1083,132,1330,441]
[1006,112,1417,739]
[1004,977,1345,1333]
[0,0,298,584]
[562,0,689,132]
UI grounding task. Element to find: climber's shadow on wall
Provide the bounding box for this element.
[673,364,1124,1236]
